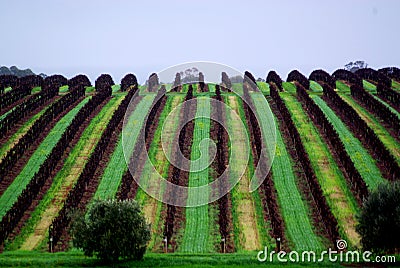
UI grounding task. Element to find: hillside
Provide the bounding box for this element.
[0,68,399,261]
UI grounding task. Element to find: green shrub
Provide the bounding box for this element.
[356,182,400,253]
[70,199,151,262]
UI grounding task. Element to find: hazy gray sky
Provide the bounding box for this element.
[1,0,398,83]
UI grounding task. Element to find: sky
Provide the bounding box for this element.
[1,0,399,84]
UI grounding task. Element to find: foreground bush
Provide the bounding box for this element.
[356,182,400,254]
[70,199,151,262]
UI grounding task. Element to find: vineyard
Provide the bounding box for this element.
[0,66,399,258]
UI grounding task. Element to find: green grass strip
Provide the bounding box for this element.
[59,85,69,93]
[362,80,377,93]
[85,86,95,94]
[256,82,270,95]
[336,81,351,93]
[340,93,400,165]
[392,80,400,91]
[309,80,323,92]
[231,83,244,96]
[282,82,296,93]
[251,93,323,251]
[280,85,359,247]
[312,96,384,190]
[0,106,14,122]
[0,251,342,267]
[0,97,90,219]
[192,83,198,93]
[208,83,216,93]
[138,85,147,94]
[180,97,212,253]
[94,94,156,199]
[112,84,120,93]
[181,84,189,93]
[7,95,125,250]
[31,86,41,94]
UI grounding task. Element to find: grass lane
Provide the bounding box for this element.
[0,107,14,122]
[0,251,341,267]
[392,80,400,91]
[59,85,69,93]
[256,82,270,95]
[309,81,323,92]
[231,83,243,96]
[180,97,213,253]
[282,82,296,93]
[112,84,120,93]
[336,81,351,93]
[251,93,323,251]
[363,80,377,93]
[208,83,216,93]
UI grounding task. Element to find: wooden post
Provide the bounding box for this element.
[163,237,168,253]
[49,225,53,253]
[276,237,281,252]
